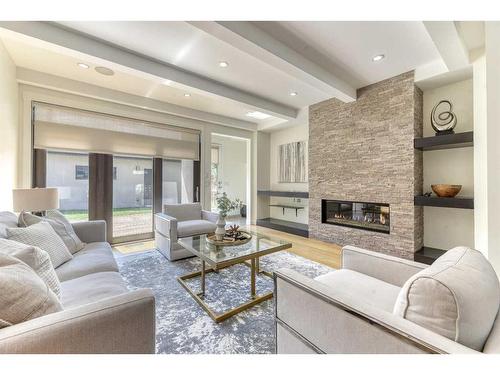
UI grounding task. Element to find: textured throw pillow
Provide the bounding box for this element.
[0,238,61,297]
[19,210,85,254]
[394,246,500,351]
[0,253,62,328]
[6,221,73,268]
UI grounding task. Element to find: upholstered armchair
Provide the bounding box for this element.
[154,203,218,261]
[274,245,500,354]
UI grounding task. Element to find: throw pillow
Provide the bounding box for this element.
[0,253,62,328]
[6,221,73,268]
[19,210,85,254]
[0,238,61,297]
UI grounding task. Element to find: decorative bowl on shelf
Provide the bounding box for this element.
[431,184,462,198]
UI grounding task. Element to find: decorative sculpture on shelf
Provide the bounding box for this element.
[431,100,457,135]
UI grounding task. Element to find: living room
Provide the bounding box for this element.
[1,1,500,372]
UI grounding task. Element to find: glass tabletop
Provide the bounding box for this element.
[178,231,292,267]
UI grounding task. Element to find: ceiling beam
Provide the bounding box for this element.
[190,21,357,103]
[423,21,470,71]
[0,21,298,120]
[17,67,258,131]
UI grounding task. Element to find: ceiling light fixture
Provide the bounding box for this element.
[77,63,89,69]
[218,61,229,68]
[246,111,271,120]
[372,54,385,62]
[184,93,191,97]
[290,92,298,96]
[95,66,115,76]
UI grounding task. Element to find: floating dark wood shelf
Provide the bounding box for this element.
[257,190,309,198]
[269,204,305,216]
[414,247,446,265]
[414,195,474,209]
[414,131,473,151]
[256,218,308,237]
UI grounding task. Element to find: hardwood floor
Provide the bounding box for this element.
[113,226,342,269]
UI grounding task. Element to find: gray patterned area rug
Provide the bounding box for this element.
[115,249,333,354]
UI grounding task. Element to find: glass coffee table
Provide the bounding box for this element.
[177,232,292,323]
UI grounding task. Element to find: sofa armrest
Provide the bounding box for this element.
[341,245,428,287]
[155,213,178,242]
[274,269,477,354]
[72,220,107,243]
[201,210,219,223]
[0,289,155,354]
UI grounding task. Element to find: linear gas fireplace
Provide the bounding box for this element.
[321,199,390,234]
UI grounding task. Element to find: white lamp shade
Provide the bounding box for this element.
[12,188,59,212]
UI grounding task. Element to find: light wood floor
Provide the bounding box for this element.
[113,226,342,269]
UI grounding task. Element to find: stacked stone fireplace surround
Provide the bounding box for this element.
[309,71,423,260]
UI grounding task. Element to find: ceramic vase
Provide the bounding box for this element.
[215,215,226,241]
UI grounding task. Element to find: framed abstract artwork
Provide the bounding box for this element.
[278,141,307,183]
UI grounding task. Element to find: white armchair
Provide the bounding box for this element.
[155,203,218,261]
[274,245,500,354]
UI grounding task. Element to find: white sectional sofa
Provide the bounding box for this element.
[0,211,156,354]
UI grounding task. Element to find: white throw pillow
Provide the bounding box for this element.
[6,222,73,268]
[0,253,62,328]
[19,210,85,254]
[394,246,500,351]
[0,238,61,297]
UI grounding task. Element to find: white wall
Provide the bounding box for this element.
[211,134,248,208]
[422,79,474,249]
[268,113,309,223]
[0,40,18,211]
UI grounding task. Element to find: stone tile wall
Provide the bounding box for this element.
[308,71,423,259]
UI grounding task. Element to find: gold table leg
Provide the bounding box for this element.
[177,258,274,323]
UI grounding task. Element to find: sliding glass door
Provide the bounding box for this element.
[112,155,154,242]
[46,150,89,222]
[162,159,194,205]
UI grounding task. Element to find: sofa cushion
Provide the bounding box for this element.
[60,271,128,309]
[164,203,201,222]
[0,211,18,239]
[394,246,500,351]
[6,221,73,268]
[19,210,85,254]
[177,220,217,238]
[55,242,119,282]
[0,253,62,328]
[315,269,401,313]
[0,238,61,297]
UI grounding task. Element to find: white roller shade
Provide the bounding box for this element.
[33,103,200,160]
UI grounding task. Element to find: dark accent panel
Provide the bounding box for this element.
[414,131,473,151]
[256,218,309,237]
[32,148,47,188]
[193,145,201,202]
[153,158,163,214]
[89,153,113,241]
[257,190,309,198]
[414,246,446,265]
[414,195,474,209]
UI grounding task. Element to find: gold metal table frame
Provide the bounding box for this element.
[177,236,291,323]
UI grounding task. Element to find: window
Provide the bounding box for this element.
[75,165,89,180]
[47,151,89,222]
[211,145,221,210]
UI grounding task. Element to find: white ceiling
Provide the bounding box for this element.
[0,21,480,132]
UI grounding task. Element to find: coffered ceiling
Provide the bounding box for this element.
[0,21,482,132]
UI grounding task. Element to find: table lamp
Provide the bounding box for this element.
[12,187,59,215]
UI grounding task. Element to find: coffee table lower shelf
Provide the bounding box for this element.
[177,260,274,323]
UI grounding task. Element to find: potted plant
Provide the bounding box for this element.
[215,192,242,240]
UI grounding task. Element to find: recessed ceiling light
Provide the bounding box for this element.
[184,93,191,97]
[218,61,229,68]
[95,66,114,76]
[246,111,271,120]
[372,54,385,62]
[290,92,298,96]
[77,63,89,69]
